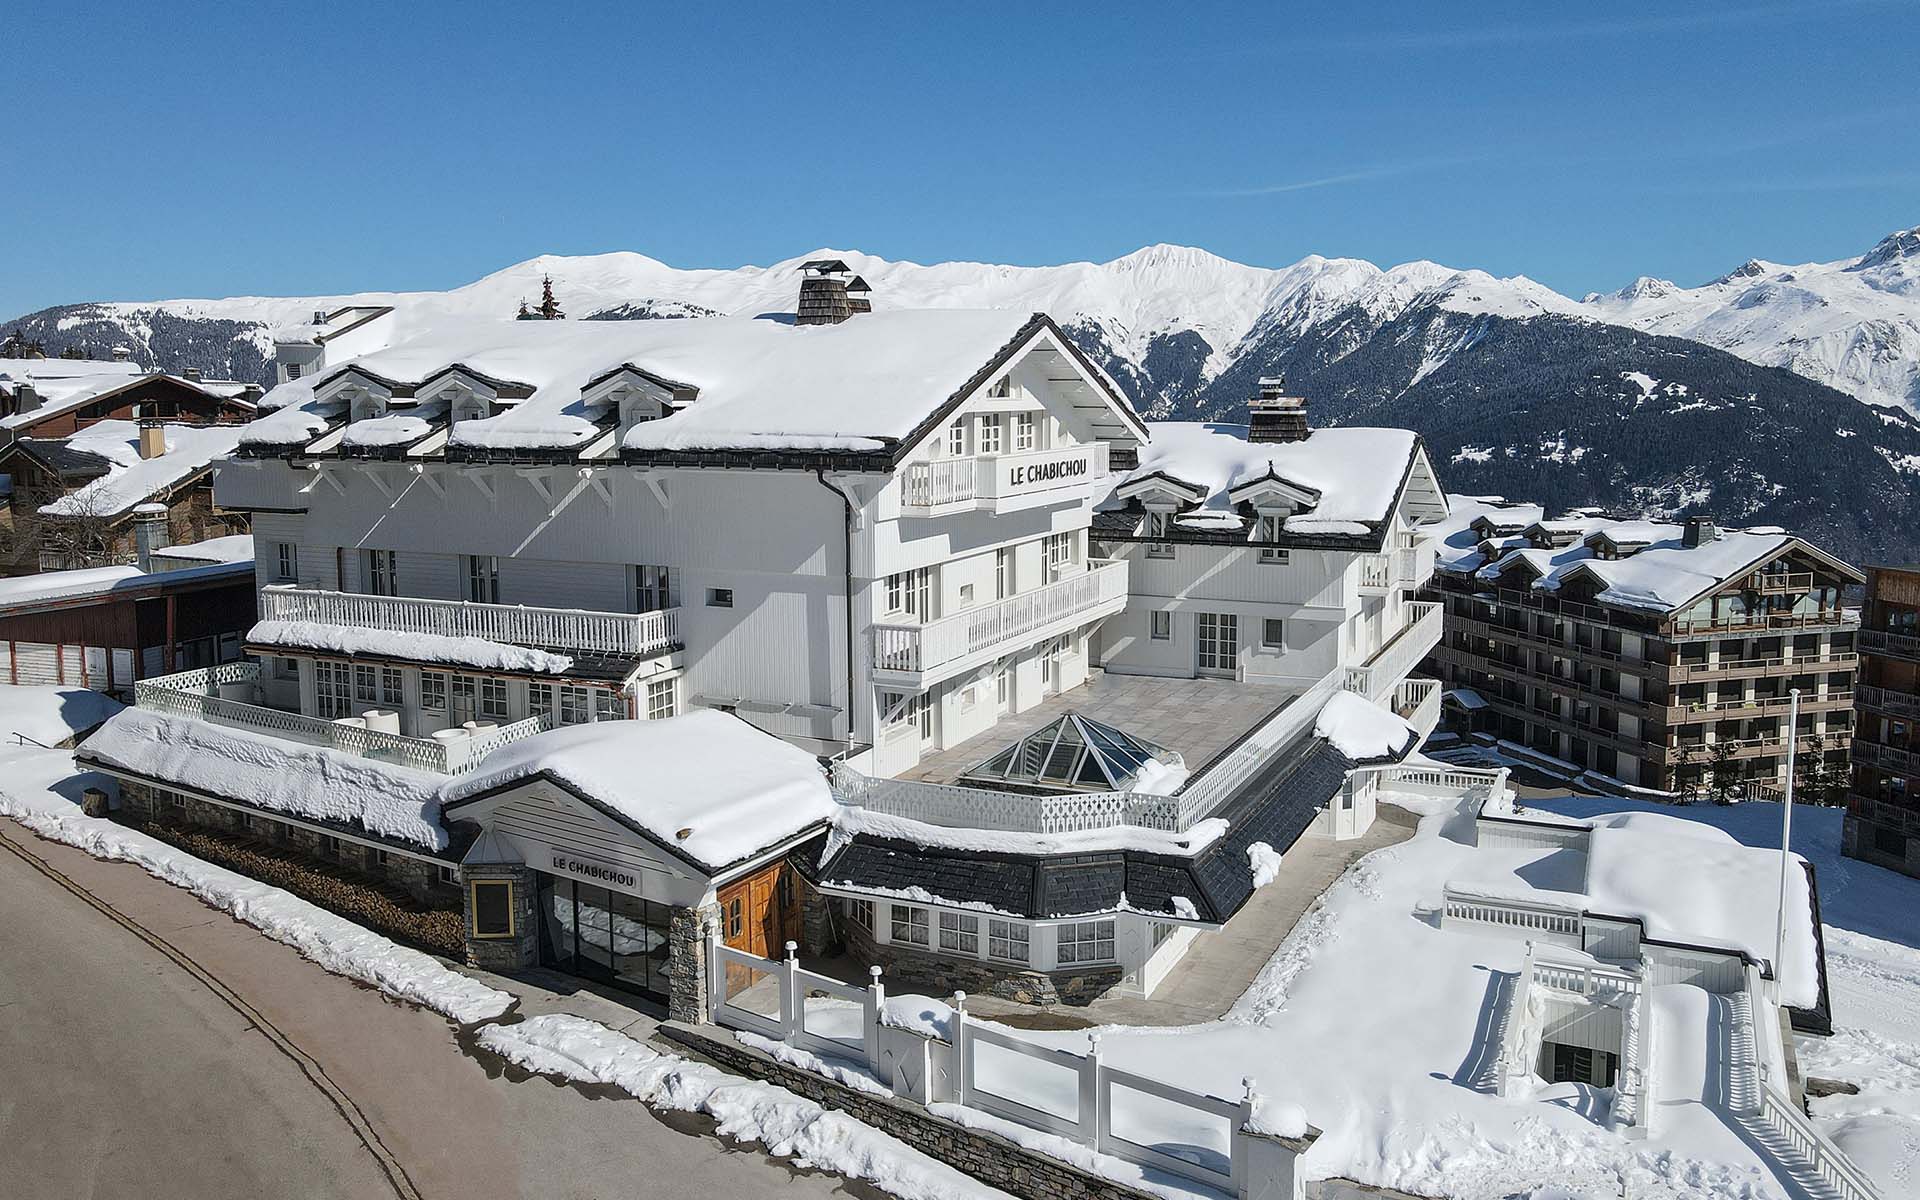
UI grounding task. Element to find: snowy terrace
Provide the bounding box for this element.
[722,777,1855,1200]
[132,662,549,774]
[256,583,682,658]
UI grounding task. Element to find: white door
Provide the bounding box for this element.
[1197,614,1238,678]
[995,663,1013,715]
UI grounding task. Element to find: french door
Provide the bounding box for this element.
[1197,613,1238,678]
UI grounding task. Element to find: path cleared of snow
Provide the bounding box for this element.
[477,1014,1011,1200]
[0,743,511,1024]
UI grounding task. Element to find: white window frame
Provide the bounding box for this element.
[527,681,555,719]
[592,689,625,722]
[995,548,1014,599]
[645,677,677,720]
[274,541,298,583]
[560,685,590,725]
[1150,610,1173,641]
[884,568,932,620]
[946,421,967,458]
[707,587,733,608]
[938,911,979,955]
[480,677,509,720]
[890,904,930,947]
[988,918,1029,964]
[987,374,1013,399]
[1055,919,1116,965]
[1143,512,1175,558]
[380,666,403,706]
[1263,617,1285,649]
[1014,412,1035,451]
[1044,532,1075,581]
[353,663,377,704]
[849,898,874,930]
[977,415,1003,455]
[1256,515,1289,563]
[462,554,500,604]
[364,549,398,596]
[420,671,448,713]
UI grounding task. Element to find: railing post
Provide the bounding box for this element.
[950,992,970,1106]
[706,923,724,1018]
[1232,1077,1256,1198]
[783,940,801,1043]
[1080,1031,1105,1151]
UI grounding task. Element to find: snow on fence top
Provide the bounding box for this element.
[443,709,835,872]
[247,309,1047,456]
[1107,421,1419,535]
[82,707,450,851]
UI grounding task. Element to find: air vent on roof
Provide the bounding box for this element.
[797,260,858,325]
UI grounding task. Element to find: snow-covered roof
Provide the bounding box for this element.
[1105,422,1423,538]
[252,309,1097,458]
[1312,691,1418,762]
[248,619,576,675]
[0,365,253,431]
[0,559,252,612]
[442,710,834,873]
[37,421,247,518]
[148,534,255,566]
[0,684,123,747]
[80,708,450,851]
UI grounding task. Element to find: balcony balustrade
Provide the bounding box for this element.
[898,442,1109,514]
[259,585,680,658]
[871,558,1128,688]
[1343,601,1443,703]
[1855,684,1920,718]
[133,662,552,774]
[1861,628,1920,663]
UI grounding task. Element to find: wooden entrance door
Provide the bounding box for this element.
[717,861,790,958]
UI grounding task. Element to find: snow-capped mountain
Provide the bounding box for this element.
[1584,226,1920,412]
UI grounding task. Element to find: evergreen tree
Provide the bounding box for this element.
[59,345,86,359]
[537,274,565,320]
[515,297,534,321]
[1798,730,1828,805]
[1707,738,1739,805]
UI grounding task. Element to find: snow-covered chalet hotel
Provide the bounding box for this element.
[78,269,1453,1015]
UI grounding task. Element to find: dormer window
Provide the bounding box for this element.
[988,375,1013,399]
[349,393,387,422]
[618,392,662,436]
[1142,511,1175,558]
[1255,515,1289,563]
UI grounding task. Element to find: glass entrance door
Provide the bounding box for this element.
[1197,613,1238,677]
[535,875,673,1003]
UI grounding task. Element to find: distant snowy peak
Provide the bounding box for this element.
[1853,225,1920,272]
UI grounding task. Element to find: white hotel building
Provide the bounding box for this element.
[79,274,1450,1013]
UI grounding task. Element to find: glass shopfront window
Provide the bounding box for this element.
[536,875,674,1003]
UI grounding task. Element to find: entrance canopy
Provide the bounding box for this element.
[959,711,1176,793]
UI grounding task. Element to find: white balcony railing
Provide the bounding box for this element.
[872,558,1128,681]
[133,662,551,774]
[1357,542,1437,594]
[1393,676,1442,739]
[899,443,1109,513]
[260,585,680,658]
[1344,601,1443,703]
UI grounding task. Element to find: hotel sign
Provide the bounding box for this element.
[1003,449,1092,493]
[547,850,640,892]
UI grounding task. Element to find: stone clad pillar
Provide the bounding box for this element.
[462,863,537,973]
[667,903,721,1024]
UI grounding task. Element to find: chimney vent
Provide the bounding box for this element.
[796,260,856,325]
[1247,377,1310,444]
[1682,516,1719,548]
[14,382,40,414]
[846,275,873,315]
[183,367,202,382]
[111,346,131,361]
[132,504,171,571]
[313,309,329,325]
[137,418,167,461]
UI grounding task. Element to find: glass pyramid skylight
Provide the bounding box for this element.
[959,712,1175,793]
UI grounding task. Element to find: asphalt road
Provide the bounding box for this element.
[0,823,880,1200]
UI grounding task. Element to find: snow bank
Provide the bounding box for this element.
[1312,690,1416,762]
[0,684,122,747]
[1247,842,1283,888]
[476,1015,1008,1200]
[247,619,575,674]
[445,710,833,872]
[80,707,449,850]
[0,745,508,1023]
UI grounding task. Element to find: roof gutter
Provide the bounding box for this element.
[815,469,860,756]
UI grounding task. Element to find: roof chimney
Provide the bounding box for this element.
[183,367,202,382]
[796,260,855,325]
[13,382,39,414]
[111,346,131,361]
[846,275,873,315]
[132,504,171,572]
[137,418,167,461]
[1247,377,1310,444]
[1682,516,1719,548]
[313,309,329,325]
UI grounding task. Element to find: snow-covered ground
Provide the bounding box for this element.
[1530,796,1920,1197]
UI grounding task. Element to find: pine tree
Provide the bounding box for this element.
[515,297,534,321]
[537,274,565,321]
[1708,738,1739,805]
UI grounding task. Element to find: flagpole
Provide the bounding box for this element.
[1773,688,1801,996]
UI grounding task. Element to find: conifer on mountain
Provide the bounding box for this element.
[536,274,565,321]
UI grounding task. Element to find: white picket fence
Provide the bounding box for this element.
[706,939,1284,1198]
[1441,884,1587,944]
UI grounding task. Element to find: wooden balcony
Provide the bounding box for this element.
[1856,739,1920,775]
[1668,609,1857,641]
[1661,691,1854,724]
[1663,652,1857,682]
[1860,628,1920,663]
[1855,683,1920,719]
[898,442,1109,515]
[133,662,552,774]
[871,558,1128,690]
[259,585,681,658]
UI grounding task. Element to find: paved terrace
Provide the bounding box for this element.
[901,672,1299,786]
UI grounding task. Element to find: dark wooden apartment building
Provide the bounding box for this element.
[1426,504,1861,796]
[1845,565,1920,877]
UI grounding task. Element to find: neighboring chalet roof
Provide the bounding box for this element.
[441,710,836,876]
[806,739,1366,924]
[0,559,253,616]
[241,311,1147,464]
[7,436,115,481]
[1431,491,1863,614]
[37,421,248,519]
[1096,421,1440,550]
[0,368,256,433]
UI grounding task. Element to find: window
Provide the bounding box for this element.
[560,685,591,725]
[631,564,672,612]
[884,568,931,619]
[451,674,477,721]
[276,656,298,677]
[988,919,1029,963]
[646,677,677,720]
[1256,515,1289,563]
[987,375,1012,399]
[314,660,351,718]
[471,881,515,938]
[995,666,1012,708]
[286,361,303,379]
[320,834,343,860]
[1014,413,1036,451]
[1056,919,1115,965]
[1263,618,1285,649]
[977,415,1003,455]
[1143,512,1175,558]
[946,421,967,458]
[480,678,509,720]
[890,904,930,946]
[1151,610,1173,641]
[274,541,298,582]
[1044,532,1075,580]
[592,689,625,722]
[439,865,459,886]
[959,583,975,607]
[462,554,500,603]
[848,899,874,931]
[527,682,554,719]
[725,895,745,939]
[354,663,377,704]
[168,789,187,808]
[421,671,448,713]
[1152,921,1176,948]
[883,690,933,740]
[939,911,979,955]
[364,549,397,596]
[995,548,1014,599]
[380,666,403,706]
[707,587,733,608]
[374,848,390,867]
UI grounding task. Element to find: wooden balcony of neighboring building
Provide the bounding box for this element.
[259,585,681,658]
[1849,791,1920,838]
[1855,683,1920,720]
[1661,728,1852,765]
[1660,691,1855,726]
[1667,609,1858,641]
[1860,627,1920,664]
[1457,650,1661,725]
[1661,652,1858,683]
[1855,738,1920,776]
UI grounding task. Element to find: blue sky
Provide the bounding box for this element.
[4,1,1916,316]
